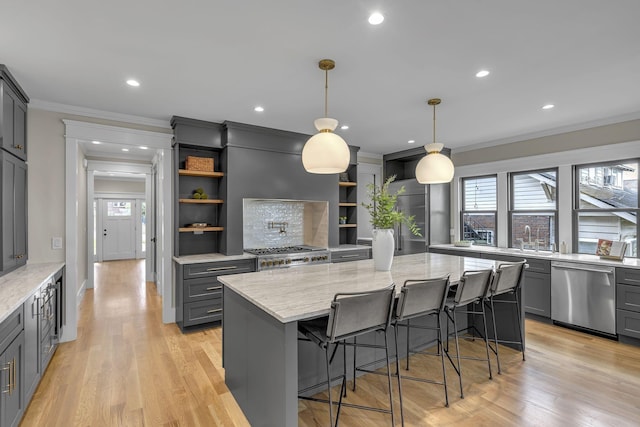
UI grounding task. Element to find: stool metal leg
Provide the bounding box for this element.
[481,302,493,380]
[325,345,334,426]
[352,336,357,392]
[489,297,502,374]
[394,324,404,426]
[515,296,525,361]
[405,318,411,370]
[437,314,449,407]
[452,308,464,398]
[383,332,396,427]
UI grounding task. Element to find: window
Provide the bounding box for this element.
[107,201,132,217]
[461,175,497,246]
[575,160,638,257]
[509,169,557,251]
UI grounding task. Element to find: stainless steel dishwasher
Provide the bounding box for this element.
[551,261,616,335]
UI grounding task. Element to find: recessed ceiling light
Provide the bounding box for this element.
[139,146,148,150]
[476,70,490,78]
[341,125,349,130]
[368,12,384,25]
[542,104,555,110]
[126,79,140,87]
[408,140,416,144]
[121,148,129,152]
[91,140,101,145]
[254,106,264,112]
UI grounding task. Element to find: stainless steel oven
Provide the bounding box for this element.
[245,246,330,271]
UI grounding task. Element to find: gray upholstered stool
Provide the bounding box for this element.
[298,284,396,427]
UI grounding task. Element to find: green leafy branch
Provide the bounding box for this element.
[361,175,422,237]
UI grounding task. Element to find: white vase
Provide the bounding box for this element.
[372,228,395,271]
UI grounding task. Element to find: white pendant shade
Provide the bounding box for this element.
[302,118,350,173]
[415,143,455,184]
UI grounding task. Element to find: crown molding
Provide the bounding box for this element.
[30,99,171,129]
[453,111,640,154]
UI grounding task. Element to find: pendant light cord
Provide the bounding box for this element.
[324,69,329,117]
[432,103,436,144]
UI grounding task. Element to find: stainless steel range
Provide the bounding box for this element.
[245,246,330,270]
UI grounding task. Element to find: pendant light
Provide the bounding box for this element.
[415,98,455,184]
[302,59,350,174]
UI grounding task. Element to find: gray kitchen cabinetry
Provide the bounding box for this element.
[616,267,640,340]
[172,117,225,257]
[428,247,481,258]
[176,258,256,331]
[0,306,25,427]
[480,253,550,318]
[22,290,39,405]
[0,65,29,161]
[1,152,27,274]
[330,247,371,263]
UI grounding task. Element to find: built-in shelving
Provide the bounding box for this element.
[339,165,358,245]
[178,169,224,178]
[178,226,224,233]
[179,198,224,204]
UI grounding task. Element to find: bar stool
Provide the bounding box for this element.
[392,276,451,425]
[485,261,527,373]
[298,284,396,427]
[443,269,494,398]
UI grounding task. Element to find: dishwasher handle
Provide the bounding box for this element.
[551,262,614,275]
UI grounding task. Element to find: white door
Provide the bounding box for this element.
[102,199,136,261]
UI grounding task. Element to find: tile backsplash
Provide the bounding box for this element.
[243,199,328,249]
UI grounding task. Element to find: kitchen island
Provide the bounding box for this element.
[220,252,520,427]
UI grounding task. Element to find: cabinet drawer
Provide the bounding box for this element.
[331,249,370,263]
[184,277,223,303]
[183,298,223,327]
[617,268,640,286]
[431,248,482,258]
[0,306,23,354]
[617,284,640,313]
[522,258,551,274]
[184,259,255,279]
[617,309,640,339]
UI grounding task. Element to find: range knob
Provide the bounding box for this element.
[285,259,291,264]
[261,261,267,267]
[304,257,309,262]
[312,257,317,261]
[279,260,284,265]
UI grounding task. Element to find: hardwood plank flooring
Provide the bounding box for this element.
[21,260,640,426]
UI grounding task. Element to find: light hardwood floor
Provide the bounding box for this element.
[21,260,640,426]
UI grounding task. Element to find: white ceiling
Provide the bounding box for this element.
[3,0,640,156]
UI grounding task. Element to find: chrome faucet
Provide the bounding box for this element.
[524,225,532,249]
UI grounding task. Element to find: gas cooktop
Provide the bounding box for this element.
[244,246,326,255]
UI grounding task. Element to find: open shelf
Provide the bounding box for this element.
[179,198,224,204]
[338,181,357,187]
[178,226,224,233]
[178,169,224,178]
[339,224,358,228]
[339,202,358,207]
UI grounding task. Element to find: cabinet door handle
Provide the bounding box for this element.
[11,358,15,394]
[206,266,238,272]
[207,308,222,314]
[14,144,23,150]
[1,361,11,394]
[205,286,222,291]
[340,254,360,258]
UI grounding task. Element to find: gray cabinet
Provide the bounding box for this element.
[176,258,256,330]
[480,253,550,318]
[330,247,371,263]
[22,291,39,404]
[1,332,23,427]
[0,306,24,427]
[0,66,29,161]
[1,152,27,273]
[617,267,640,339]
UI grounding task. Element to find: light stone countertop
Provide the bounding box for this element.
[219,252,498,324]
[0,262,65,324]
[173,253,257,265]
[429,244,640,269]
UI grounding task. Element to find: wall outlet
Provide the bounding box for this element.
[52,237,63,250]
